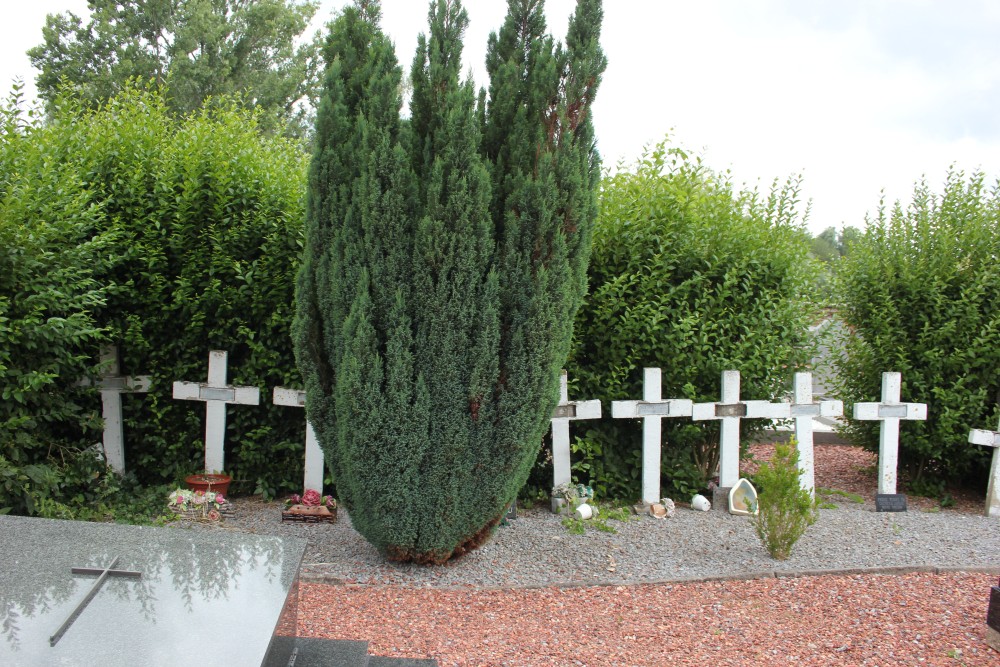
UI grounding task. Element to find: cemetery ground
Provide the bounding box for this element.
[175,443,1000,666]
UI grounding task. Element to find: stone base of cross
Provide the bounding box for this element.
[273,387,325,493]
[790,372,843,497]
[968,418,1000,518]
[77,345,151,473]
[693,371,790,494]
[611,368,693,505]
[550,371,601,490]
[173,351,260,473]
[853,372,927,495]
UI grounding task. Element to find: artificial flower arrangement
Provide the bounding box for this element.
[551,482,595,514]
[284,488,337,511]
[168,488,228,522]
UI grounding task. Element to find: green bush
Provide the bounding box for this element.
[837,170,1000,492]
[4,85,309,497]
[0,86,121,516]
[751,441,816,560]
[561,140,819,500]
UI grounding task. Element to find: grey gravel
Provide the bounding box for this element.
[174,498,1000,588]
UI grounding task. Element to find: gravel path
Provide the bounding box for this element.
[176,445,1000,665]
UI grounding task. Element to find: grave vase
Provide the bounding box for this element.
[185,473,232,496]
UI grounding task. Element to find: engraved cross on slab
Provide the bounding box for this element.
[273,387,325,493]
[853,372,927,495]
[550,371,602,489]
[173,350,260,472]
[612,368,694,505]
[78,345,151,474]
[968,417,1000,518]
[49,556,141,647]
[790,372,843,497]
[692,370,791,490]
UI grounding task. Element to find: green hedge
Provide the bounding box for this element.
[837,170,1000,493]
[3,86,309,498]
[557,141,819,500]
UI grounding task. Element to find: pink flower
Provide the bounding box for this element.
[302,489,321,506]
[215,493,225,504]
[207,509,221,521]
[192,491,206,505]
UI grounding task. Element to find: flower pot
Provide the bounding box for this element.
[185,473,231,496]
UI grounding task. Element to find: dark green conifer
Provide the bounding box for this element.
[294,0,604,564]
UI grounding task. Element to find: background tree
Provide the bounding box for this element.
[28,0,323,136]
[294,0,605,564]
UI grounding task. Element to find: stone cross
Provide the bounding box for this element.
[78,345,151,473]
[790,372,843,497]
[968,417,1000,518]
[173,350,260,472]
[550,370,602,489]
[853,372,927,495]
[611,368,693,505]
[692,370,791,490]
[50,555,142,647]
[273,387,325,493]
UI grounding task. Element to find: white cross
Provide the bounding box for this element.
[968,418,1000,518]
[273,387,325,493]
[550,371,602,489]
[172,350,260,472]
[693,370,791,489]
[790,372,843,497]
[853,372,927,495]
[611,368,693,505]
[78,345,150,473]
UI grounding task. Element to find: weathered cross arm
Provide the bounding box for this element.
[550,371,602,490]
[969,425,1000,518]
[273,387,325,493]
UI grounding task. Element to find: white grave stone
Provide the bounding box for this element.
[611,368,693,505]
[968,418,1000,518]
[173,350,260,472]
[790,372,843,497]
[78,345,150,473]
[550,371,602,489]
[853,372,927,495]
[693,370,791,489]
[273,387,325,493]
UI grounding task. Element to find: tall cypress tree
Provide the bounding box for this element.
[294,0,604,564]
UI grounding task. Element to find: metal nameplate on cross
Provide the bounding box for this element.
[173,350,260,472]
[692,370,791,489]
[612,368,694,505]
[273,387,325,493]
[968,417,1000,518]
[49,556,141,647]
[550,371,601,489]
[77,345,151,473]
[853,372,927,496]
[790,372,843,497]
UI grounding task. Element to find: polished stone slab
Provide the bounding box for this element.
[0,515,306,666]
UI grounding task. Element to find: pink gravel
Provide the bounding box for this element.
[299,572,999,666]
[295,444,1000,665]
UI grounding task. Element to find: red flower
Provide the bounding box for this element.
[302,489,322,506]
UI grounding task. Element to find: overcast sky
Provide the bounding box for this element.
[3,0,1000,235]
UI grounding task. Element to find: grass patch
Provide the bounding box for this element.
[560,502,637,535]
[816,487,865,504]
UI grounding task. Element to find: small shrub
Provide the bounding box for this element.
[751,442,817,560]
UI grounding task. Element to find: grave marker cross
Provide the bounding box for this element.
[790,372,843,497]
[550,371,602,489]
[853,372,927,495]
[611,368,693,505]
[273,387,325,492]
[968,418,1000,518]
[78,345,150,473]
[173,350,260,472]
[693,370,791,490]
[49,555,142,647]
